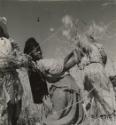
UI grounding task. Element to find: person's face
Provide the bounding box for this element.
[30,46,42,61]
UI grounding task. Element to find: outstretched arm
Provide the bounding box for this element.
[64,51,74,66]
[63,57,76,72]
[63,50,77,72]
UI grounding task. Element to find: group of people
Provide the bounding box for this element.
[0,16,116,125]
[0,16,78,125]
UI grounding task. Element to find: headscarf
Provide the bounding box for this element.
[0,17,9,38]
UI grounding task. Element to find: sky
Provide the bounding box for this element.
[0,0,116,59]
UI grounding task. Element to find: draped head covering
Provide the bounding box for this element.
[0,17,9,38]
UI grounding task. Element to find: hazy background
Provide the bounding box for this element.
[0,1,116,59]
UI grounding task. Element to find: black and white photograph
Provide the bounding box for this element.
[0,0,116,125]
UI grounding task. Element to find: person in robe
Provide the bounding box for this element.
[23,37,83,124]
[75,34,116,121]
[0,37,25,125]
[0,16,24,125]
[24,37,49,116]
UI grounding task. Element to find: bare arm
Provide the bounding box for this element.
[63,50,77,72]
[63,57,76,72]
[64,51,74,66]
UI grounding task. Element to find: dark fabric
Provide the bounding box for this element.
[28,69,48,104]
[24,37,42,55]
[109,75,116,87]
[7,99,22,125]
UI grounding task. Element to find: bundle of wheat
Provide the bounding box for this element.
[0,37,12,68]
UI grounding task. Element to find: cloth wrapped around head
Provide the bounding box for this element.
[76,37,92,56]
[0,17,7,24]
[76,35,107,66]
[0,16,9,38]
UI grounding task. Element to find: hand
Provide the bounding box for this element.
[78,63,85,70]
[43,96,52,111]
[15,95,21,103]
[17,54,29,67]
